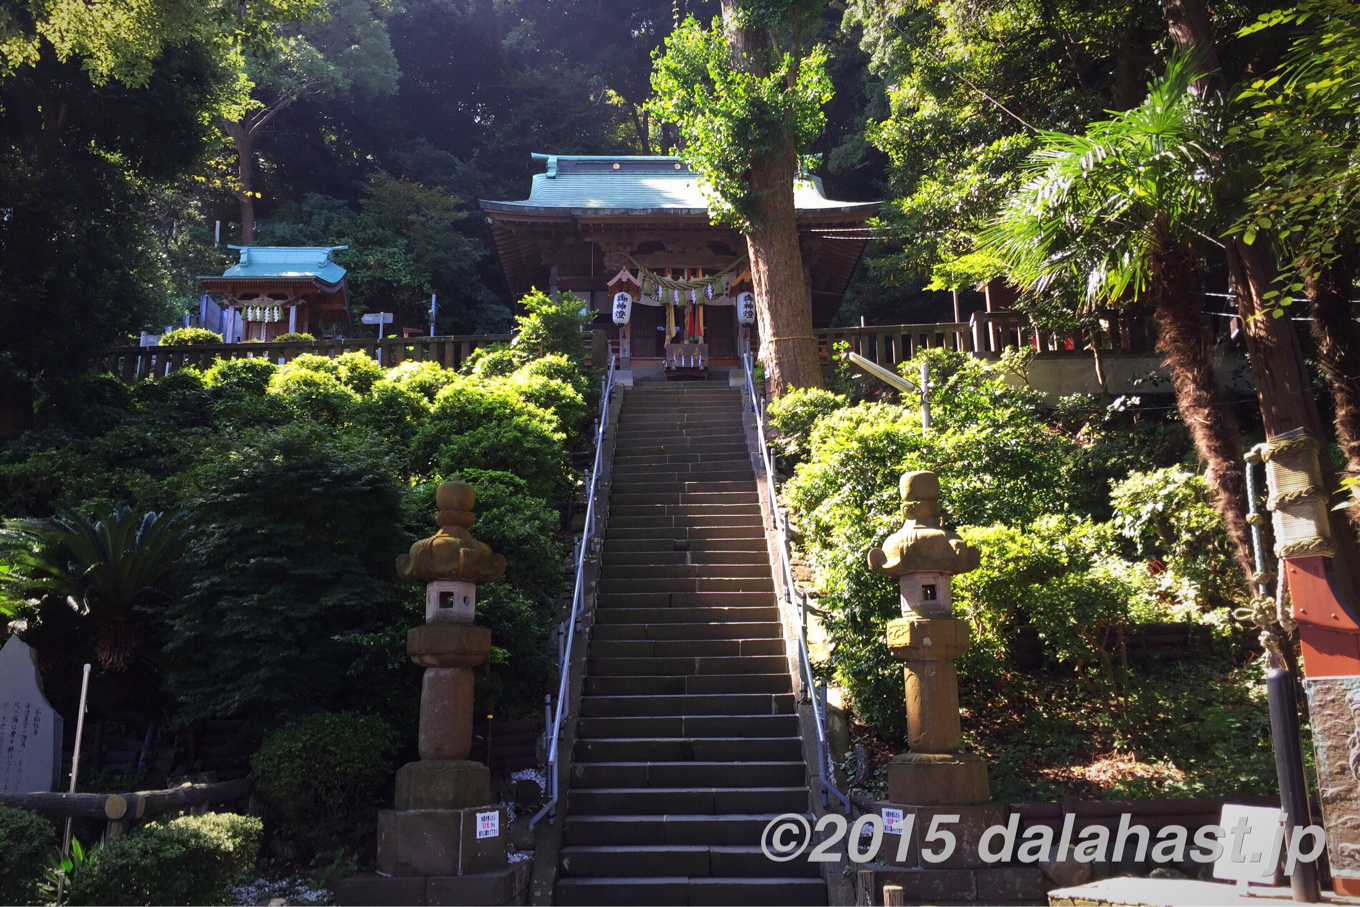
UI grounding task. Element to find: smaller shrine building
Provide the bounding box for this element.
[480,154,877,370]
[198,246,351,342]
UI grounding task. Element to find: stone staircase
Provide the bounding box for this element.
[555,382,825,906]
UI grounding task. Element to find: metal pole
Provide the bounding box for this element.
[1247,456,1320,902]
[430,294,437,337]
[58,664,92,904]
[919,360,931,429]
[1267,664,1322,902]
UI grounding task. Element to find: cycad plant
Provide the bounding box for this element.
[1,508,189,672]
[979,56,1255,586]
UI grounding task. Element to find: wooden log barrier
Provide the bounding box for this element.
[0,778,252,837]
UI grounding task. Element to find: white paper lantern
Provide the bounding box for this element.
[612,292,633,325]
[737,292,756,326]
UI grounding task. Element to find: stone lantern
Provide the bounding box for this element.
[866,471,1012,882]
[376,478,510,883]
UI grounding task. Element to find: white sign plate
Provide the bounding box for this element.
[361,312,393,325]
[476,810,500,839]
[882,808,906,835]
[1213,804,1283,885]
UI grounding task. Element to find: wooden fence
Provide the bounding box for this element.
[810,310,1183,370]
[99,334,513,384]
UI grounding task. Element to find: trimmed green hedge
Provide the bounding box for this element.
[0,805,54,906]
[65,813,261,906]
[251,712,399,852]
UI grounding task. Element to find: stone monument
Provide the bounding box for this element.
[0,635,63,793]
[862,472,1044,902]
[341,479,527,906]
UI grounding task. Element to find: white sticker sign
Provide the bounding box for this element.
[476,811,500,839]
[882,808,906,835]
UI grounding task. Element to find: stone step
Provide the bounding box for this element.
[597,577,774,594]
[604,538,766,553]
[602,551,768,567]
[613,440,748,454]
[573,736,805,763]
[555,876,826,907]
[604,525,765,541]
[611,452,749,467]
[585,654,789,677]
[578,693,795,718]
[583,674,792,697]
[592,621,782,641]
[559,844,820,879]
[589,638,785,659]
[609,500,761,514]
[605,480,754,495]
[609,504,762,518]
[618,414,741,425]
[568,786,809,816]
[607,516,763,531]
[593,600,778,619]
[563,813,791,847]
[600,564,770,581]
[608,491,759,506]
[571,761,804,789]
[576,713,798,739]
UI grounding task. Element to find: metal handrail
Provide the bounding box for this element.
[531,354,617,829]
[742,353,851,812]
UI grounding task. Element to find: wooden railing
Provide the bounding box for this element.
[99,334,513,384]
[811,310,1174,369]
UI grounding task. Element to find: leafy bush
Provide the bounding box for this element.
[512,289,590,364]
[251,712,399,852]
[269,367,358,425]
[1109,467,1245,613]
[515,352,592,399]
[383,360,457,402]
[274,332,316,342]
[506,372,587,440]
[411,379,568,499]
[275,352,383,396]
[0,805,53,905]
[464,344,519,379]
[353,382,432,450]
[766,387,848,466]
[167,426,407,725]
[203,357,277,397]
[65,813,261,907]
[160,327,223,346]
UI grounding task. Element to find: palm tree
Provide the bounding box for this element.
[1,508,189,672]
[979,57,1256,586]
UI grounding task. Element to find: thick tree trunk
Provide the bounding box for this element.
[1148,220,1255,584]
[1163,0,1360,599]
[721,0,824,395]
[1229,238,1360,599]
[1305,257,1360,527]
[222,118,257,244]
[744,147,825,393]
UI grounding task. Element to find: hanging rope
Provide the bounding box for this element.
[625,255,747,297]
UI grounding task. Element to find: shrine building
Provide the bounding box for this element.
[198,246,351,343]
[479,154,877,375]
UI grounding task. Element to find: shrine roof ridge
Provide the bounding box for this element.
[480,153,878,218]
[198,245,349,287]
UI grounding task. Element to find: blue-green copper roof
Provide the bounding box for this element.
[479,155,877,216]
[213,246,348,286]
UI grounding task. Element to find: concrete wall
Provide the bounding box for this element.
[1009,353,1254,399]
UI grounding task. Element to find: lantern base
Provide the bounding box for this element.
[888,751,989,806]
[395,760,492,810]
[376,804,507,877]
